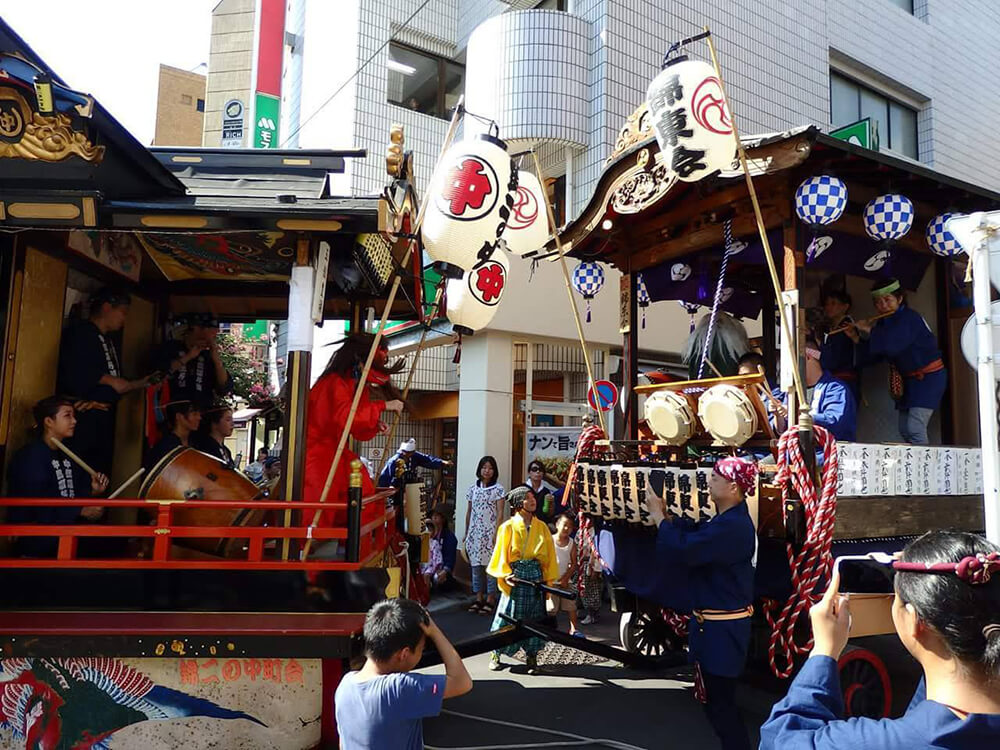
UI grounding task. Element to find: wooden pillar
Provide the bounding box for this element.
[623,266,639,440]
[282,239,314,559]
[781,220,801,424]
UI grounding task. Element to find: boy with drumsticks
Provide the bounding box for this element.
[648,456,757,750]
[7,396,109,557]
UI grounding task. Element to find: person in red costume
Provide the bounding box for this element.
[305,333,404,537]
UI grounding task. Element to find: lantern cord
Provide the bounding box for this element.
[662,30,712,67]
[383,281,447,453]
[703,29,808,410]
[529,149,607,437]
[697,219,734,379]
[280,0,435,147]
[303,96,466,558]
[462,108,501,139]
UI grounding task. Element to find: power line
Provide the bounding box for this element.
[280,0,434,148]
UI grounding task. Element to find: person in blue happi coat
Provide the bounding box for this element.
[760,530,1000,749]
[849,278,947,444]
[377,438,451,487]
[648,456,757,750]
[766,340,857,444]
[819,288,861,399]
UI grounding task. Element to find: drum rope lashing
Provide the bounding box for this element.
[762,422,839,679]
[697,219,735,379]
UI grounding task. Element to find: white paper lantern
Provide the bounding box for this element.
[422,134,517,277]
[501,170,549,256]
[646,57,736,183]
[446,244,510,335]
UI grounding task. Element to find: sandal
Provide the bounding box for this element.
[467,601,485,613]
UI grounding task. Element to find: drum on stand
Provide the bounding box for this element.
[644,390,698,445]
[698,384,758,447]
[140,447,265,558]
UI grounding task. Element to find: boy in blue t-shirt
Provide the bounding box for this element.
[335,598,473,749]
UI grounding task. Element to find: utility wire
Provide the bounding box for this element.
[280,0,434,147]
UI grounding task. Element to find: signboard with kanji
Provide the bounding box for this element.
[525,426,582,461]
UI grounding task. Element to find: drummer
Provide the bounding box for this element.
[191,401,235,468]
[7,396,109,557]
[850,278,947,445]
[154,314,232,410]
[770,339,856,443]
[57,287,149,475]
[145,400,202,471]
[819,289,860,398]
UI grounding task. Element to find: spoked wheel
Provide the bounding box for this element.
[839,647,892,719]
[619,607,681,657]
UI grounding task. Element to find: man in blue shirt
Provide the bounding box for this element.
[378,438,452,487]
[771,340,857,443]
[335,598,472,749]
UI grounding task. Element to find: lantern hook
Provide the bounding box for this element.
[661,30,712,68]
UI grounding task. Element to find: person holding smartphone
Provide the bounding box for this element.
[760,530,1000,748]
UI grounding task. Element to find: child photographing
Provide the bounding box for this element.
[335,598,472,749]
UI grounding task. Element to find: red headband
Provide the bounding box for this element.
[894,552,1000,585]
[713,457,758,494]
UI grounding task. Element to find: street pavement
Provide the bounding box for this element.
[419,593,780,750]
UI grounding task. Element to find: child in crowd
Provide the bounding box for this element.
[335,598,472,750]
[422,504,458,592]
[547,513,582,637]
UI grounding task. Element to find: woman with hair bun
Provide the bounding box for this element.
[760,530,1000,748]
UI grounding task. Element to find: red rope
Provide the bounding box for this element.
[762,423,839,679]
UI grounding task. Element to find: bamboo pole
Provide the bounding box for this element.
[50,438,98,478]
[303,98,465,557]
[704,29,808,411]
[529,150,607,436]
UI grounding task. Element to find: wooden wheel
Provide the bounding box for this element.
[619,606,680,657]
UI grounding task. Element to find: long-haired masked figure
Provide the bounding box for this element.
[304,333,405,532]
[682,312,751,381]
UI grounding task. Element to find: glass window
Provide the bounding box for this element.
[890,102,918,158]
[829,71,918,159]
[887,0,914,13]
[387,42,465,120]
[859,87,888,148]
[830,74,858,128]
[536,0,568,9]
[196,98,205,113]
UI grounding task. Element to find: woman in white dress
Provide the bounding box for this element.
[463,455,505,614]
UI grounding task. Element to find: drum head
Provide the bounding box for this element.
[698,385,758,446]
[644,391,695,445]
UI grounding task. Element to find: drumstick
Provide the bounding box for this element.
[49,438,98,478]
[107,467,145,499]
[707,360,724,378]
[827,311,892,336]
[756,366,786,411]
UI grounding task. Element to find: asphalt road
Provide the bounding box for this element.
[419,600,780,750]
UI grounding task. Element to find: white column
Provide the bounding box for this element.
[455,331,513,539]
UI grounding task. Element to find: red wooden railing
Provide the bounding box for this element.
[0,490,396,570]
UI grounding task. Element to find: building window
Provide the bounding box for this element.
[887,0,914,13]
[536,0,568,9]
[387,42,465,119]
[546,175,566,228]
[196,98,205,112]
[830,72,918,159]
[181,94,192,105]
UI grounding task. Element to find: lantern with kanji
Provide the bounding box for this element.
[646,57,736,182]
[421,134,517,278]
[502,170,549,256]
[637,273,651,329]
[571,261,606,323]
[446,244,510,335]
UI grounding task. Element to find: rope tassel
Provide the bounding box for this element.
[697,219,735,379]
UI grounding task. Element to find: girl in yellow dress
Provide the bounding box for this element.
[487,485,560,674]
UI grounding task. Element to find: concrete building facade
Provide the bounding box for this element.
[152,65,207,147]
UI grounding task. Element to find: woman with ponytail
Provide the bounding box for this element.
[761,530,1000,748]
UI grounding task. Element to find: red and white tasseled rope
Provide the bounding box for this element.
[762,423,839,679]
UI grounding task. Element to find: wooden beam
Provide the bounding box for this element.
[834,495,984,539]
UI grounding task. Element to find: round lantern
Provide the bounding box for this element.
[637,273,651,329]
[445,244,510,335]
[501,170,549,256]
[926,213,962,258]
[571,261,606,323]
[646,57,736,183]
[864,193,914,241]
[795,176,848,226]
[421,134,517,278]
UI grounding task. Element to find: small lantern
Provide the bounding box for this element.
[446,244,510,335]
[864,194,914,241]
[926,213,962,258]
[571,261,606,323]
[795,175,848,262]
[421,134,517,278]
[646,57,736,183]
[637,273,651,329]
[502,170,549,256]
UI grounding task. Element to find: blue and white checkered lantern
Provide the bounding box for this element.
[795,176,848,263]
[864,193,914,241]
[795,175,848,227]
[637,273,651,329]
[572,261,606,323]
[926,212,963,258]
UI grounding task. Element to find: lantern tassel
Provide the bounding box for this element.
[586,298,592,323]
[642,309,646,330]
[452,333,462,364]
